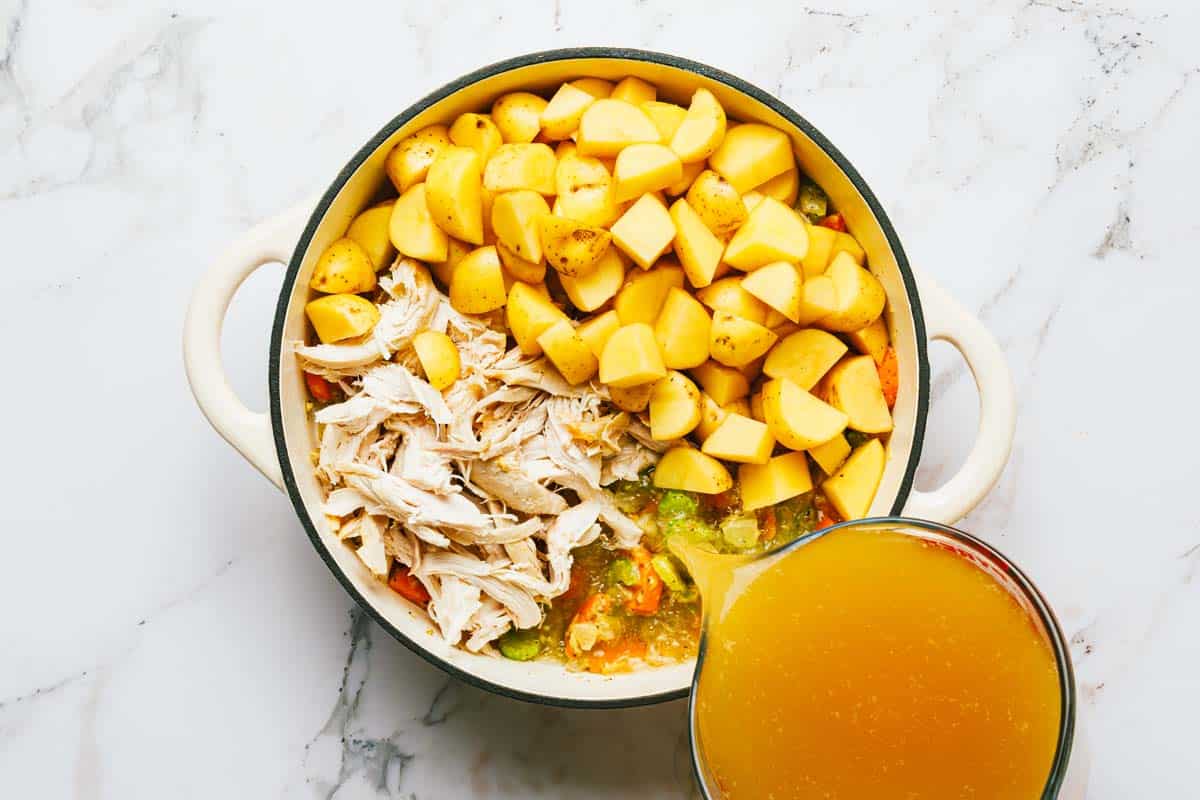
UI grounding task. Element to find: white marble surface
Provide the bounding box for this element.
[2,0,1197,796]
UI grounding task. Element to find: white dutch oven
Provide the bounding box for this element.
[183,49,1017,708]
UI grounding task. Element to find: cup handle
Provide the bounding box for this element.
[901,272,1016,524]
[183,202,312,490]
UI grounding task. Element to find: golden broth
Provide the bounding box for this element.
[689,526,1061,799]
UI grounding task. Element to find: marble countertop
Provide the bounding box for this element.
[3,0,1197,797]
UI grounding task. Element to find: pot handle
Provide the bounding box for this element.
[183,203,311,490]
[901,273,1016,524]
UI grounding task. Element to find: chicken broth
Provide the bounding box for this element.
[689,526,1062,799]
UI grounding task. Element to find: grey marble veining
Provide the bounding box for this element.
[1,1,1197,797]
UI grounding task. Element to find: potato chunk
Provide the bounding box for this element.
[506,281,568,355]
[345,204,395,271]
[655,287,712,370]
[690,360,750,406]
[649,371,703,440]
[599,322,667,387]
[640,101,687,142]
[538,319,599,385]
[845,317,890,365]
[560,246,625,311]
[827,355,893,433]
[555,149,620,227]
[538,216,613,277]
[670,88,727,163]
[800,223,838,278]
[448,113,503,162]
[610,193,676,270]
[305,294,380,344]
[709,311,778,368]
[653,447,733,494]
[426,146,484,244]
[412,331,461,390]
[614,143,683,202]
[808,433,851,476]
[577,99,660,157]
[483,143,557,195]
[756,168,799,205]
[572,78,614,99]
[577,310,621,358]
[740,261,803,322]
[389,183,448,263]
[449,245,507,314]
[694,392,729,444]
[695,277,769,325]
[385,124,450,194]
[609,382,654,412]
[497,242,546,284]
[540,82,598,140]
[709,123,794,193]
[761,377,848,450]
[492,92,548,143]
[686,169,747,237]
[832,231,866,265]
[669,198,724,289]
[738,452,813,512]
[763,328,848,390]
[310,238,377,294]
[492,190,550,263]
[819,252,886,332]
[701,413,774,464]
[666,161,706,196]
[823,438,886,519]
[796,274,837,325]
[611,76,657,105]
[723,196,809,271]
[614,261,685,325]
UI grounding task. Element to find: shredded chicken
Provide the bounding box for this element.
[294,256,660,650]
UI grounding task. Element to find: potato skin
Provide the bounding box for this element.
[448,246,507,314]
[310,238,377,294]
[652,447,733,494]
[305,293,380,343]
[686,170,747,237]
[425,146,484,245]
[385,125,450,194]
[538,216,612,277]
[345,204,395,271]
[412,331,461,390]
[492,92,549,143]
[537,319,599,385]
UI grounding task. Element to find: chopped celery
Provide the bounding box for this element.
[798,182,828,221]
[721,514,760,549]
[666,517,718,543]
[658,490,699,520]
[608,557,640,587]
[498,628,541,661]
[651,554,688,593]
[611,471,658,513]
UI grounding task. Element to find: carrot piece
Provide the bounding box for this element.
[587,638,648,674]
[818,213,846,232]
[304,372,336,403]
[565,593,613,657]
[625,546,663,616]
[878,346,898,409]
[760,507,777,541]
[815,496,842,529]
[387,563,430,605]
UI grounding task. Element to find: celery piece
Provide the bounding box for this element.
[608,557,640,587]
[651,554,688,593]
[798,182,828,221]
[498,628,541,661]
[721,514,760,550]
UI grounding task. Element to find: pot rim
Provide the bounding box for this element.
[267,47,931,708]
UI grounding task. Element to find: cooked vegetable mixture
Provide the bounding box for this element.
[297,74,895,672]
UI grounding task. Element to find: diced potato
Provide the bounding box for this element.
[305,294,380,343]
[708,123,794,193]
[761,377,848,450]
[449,245,506,314]
[827,355,893,433]
[819,252,886,332]
[480,187,497,244]
[763,307,788,329]
[448,113,503,162]
[385,125,450,194]
[310,238,377,294]
[808,433,851,476]
[540,82,597,140]
[740,261,803,322]
[724,397,752,417]
[492,190,550,263]
[796,274,837,325]
[741,190,765,214]
[345,204,395,271]
[649,370,703,439]
[701,413,774,464]
[832,231,866,265]
[723,196,809,271]
[686,170,747,237]
[555,150,620,227]
[614,143,683,202]
[609,382,654,412]
[800,223,838,278]
[738,452,813,512]
[756,168,799,205]
[665,160,706,196]
[426,146,484,244]
[694,393,728,443]
[611,76,657,104]
[614,262,685,325]
[560,246,625,311]
[640,101,687,142]
[690,360,750,406]
[710,311,778,368]
[669,198,724,288]
[577,310,621,358]
[577,99,660,157]
[492,92,548,143]
[653,447,733,494]
[572,78,614,99]
[749,391,765,422]
[599,322,667,387]
[670,88,727,163]
[432,238,471,288]
[845,316,890,365]
[538,216,613,277]
[610,193,676,269]
[412,330,461,390]
[655,287,712,369]
[507,281,569,355]
[694,277,768,325]
[389,183,448,263]
[736,356,764,382]
[823,438,886,519]
[538,319,599,385]
[497,242,546,284]
[763,328,848,390]
[483,143,557,195]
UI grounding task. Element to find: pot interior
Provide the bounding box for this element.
[273,51,926,706]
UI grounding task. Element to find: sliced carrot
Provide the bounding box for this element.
[878,346,898,409]
[304,372,336,403]
[815,496,842,530]
[625,546,663,616]
[587,638,648,674]
[818,213,846,232]
[387,563,430,605]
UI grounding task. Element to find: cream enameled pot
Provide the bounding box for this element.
[183,48,1016,707]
